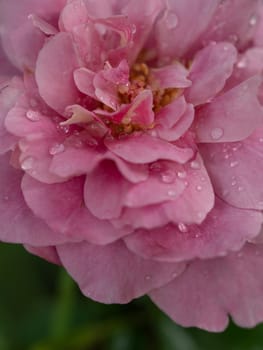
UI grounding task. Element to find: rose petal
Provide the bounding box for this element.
[150,244,263,331]
[57,240,185,303]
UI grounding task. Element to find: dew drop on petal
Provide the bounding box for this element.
[196,185,202,191]
[238,186,244,192]
[177,170,186,179]
[178,223,188,233]
[249,14,257,27]
[161,170,175,184]
[190,160,200,169]
[49,143,65,155]
[165,12,178,29]
[167,190,177,197]
[230,160,239,168]
[26,110,40,122]
[145,275,152,281]
[211,127,224,140]
[21,157,35,171]
[237,58,247,69]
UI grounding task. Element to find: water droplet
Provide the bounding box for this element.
[211,127,223,140]
[145,275,152,281]
[249,14,257,26]
[190,160,200,169]
[167,190,177,197]
[165,12,178,29]
[178,223,188,233]
[177,170,186,179]
[49,143,65,155]
[231,180,237,186]
[26,110,40,122]
[237,58,247,69]
[21,157,35,171]
[196,185,202,191]
[238,186,244,192]
[224,153,230,159]
[150,162,162,172]
[150,130,158,137]
[161,170,175,184]
[3,195,9,201]
[223,45,229,51]
[259,137,263,143]
[230,160,239,168]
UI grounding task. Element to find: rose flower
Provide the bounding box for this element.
[1,0,263,332]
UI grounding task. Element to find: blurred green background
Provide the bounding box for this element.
[1,243,263,350]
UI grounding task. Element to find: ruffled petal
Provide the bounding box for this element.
[150,244,263,331]
[0,153,67,246]
[57,240,185,303]
[186,42,237,105]
[125,198,262,262]
[22,174,129,244]
[200,127,263,210]
[35,32,80,114]
[195,77,263,143]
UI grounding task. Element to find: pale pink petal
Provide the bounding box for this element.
[202,0,261,50]
[57,240,185,303]
[150,63,191,89]
[186,42,237,105]
[0,153,67,246]
[84,161,131,219]
[35,32,80,114]
[105,133,194,164]
[156,104,194,142]
[161,153,215,225]
[154,0,220,59]
[0,0,65,69]
[125,198,262,262]
[195,77,263,143]
[24,245,61,265]
[22,174,128,244]
[200,127,263,210]
[150,244,263,331]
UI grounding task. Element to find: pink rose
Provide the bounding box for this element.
[1,0,263,332]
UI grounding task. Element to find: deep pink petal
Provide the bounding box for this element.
[57,240,185,303]
[150,244,263,331]
[195,77,263,143]
[125,198,262,262]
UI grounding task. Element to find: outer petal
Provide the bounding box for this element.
[186,42,237,105]
[35,32,80,114]
[0,0,66,70]
[125,198,262,262]
[154,0,220,59]
[200,127,263,210]
[0,153,67,246]
[150,244,263,332]
[21,174,129,244]
[201,0,261,50]
[57,240,185,303]
[0,78,22,154]
[195,77,263,143]
[24,245,61,265]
